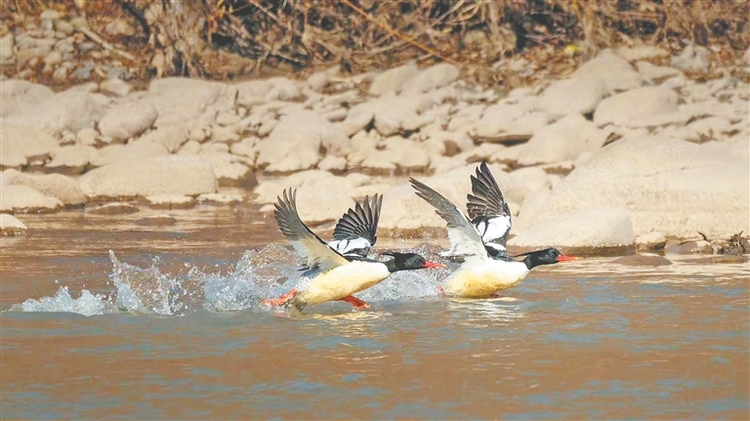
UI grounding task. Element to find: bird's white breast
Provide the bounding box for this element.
[444,259,529,298]
[300,260,390,304]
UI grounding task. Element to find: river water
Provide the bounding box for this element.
[1,206,748,420]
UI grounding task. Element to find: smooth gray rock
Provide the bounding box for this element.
[0,213,28,236]
[1,124,59,168]
[518,113,609,165]
[528,135,749,239]
[2,169,85,206]
[0,184,63,213]
[79,155,218,198]
[594,86,678,127]
[98,100,158,142]
[0,79,54,117]
[368,62,419,96]
[2,89,110,136]
[256,111,350,172]
[510,207,635,249]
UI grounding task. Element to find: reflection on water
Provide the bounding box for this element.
[1,209,748,420]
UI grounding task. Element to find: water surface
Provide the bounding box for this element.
[2,207,748,420]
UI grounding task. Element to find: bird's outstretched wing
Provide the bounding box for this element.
[329,194,383,258]
[466,161,512,256]
[410,177,488,261]
[274,188,350,272]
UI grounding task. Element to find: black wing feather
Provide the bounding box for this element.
[274,188,349,272]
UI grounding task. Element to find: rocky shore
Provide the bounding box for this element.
[1,35,749,256]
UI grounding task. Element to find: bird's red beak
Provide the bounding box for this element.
[423,261,446,268]
[556,255,578,262]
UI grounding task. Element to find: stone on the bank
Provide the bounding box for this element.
[510,207,635,249]
[528,135,749,239]
[148,78,236,129]
[235,79,272,107]
[572,49,643,94]
[368,62,419,95]
[201,153,256,187]
[0,184,63,213]
[90,139,170,168]
[0,213,28,236]
[98,100,158,142]
[0,80,54,118]
[79,155,218,198]
[537,75,607,120]
[1,124,59,168]
[2,169,85,206]
[518,113,609,165]
[402,63,460,94]
[99,78,133,97]
[611,254,672,266]
[256,111,350,172]
[3,89,110,136]
[670,45,711,73]
[594,86,678,127]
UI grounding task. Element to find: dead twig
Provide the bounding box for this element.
[71,17,137,62]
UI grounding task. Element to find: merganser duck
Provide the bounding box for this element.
[328,194,383,259]
[262,188,444,311]
[409,162,576,298]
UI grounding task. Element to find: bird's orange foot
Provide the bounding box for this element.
[262,288,298,307]
[338,295,370,311]
[490,290,503,298]
[438,286,445,295]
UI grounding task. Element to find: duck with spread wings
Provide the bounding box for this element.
[410,162,576,298]
[263,188,444,311]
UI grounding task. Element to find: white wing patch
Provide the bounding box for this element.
[475,215,511,244]
[328,237,372,257]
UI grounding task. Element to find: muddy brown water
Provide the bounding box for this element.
[1,205,748,420]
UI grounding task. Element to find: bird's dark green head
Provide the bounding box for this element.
[518,248,578,269]
[381,252,446,273]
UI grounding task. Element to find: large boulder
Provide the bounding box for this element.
[529,135,749,239]
[0,184,63,213]
[2,89,110,136]
[509,207,635,250]
[78,155,218,198]
[1,169,85,206]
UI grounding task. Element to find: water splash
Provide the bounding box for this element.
[9,243,455,317]
[203,244,301,312]
[11,286,117,317]
[109,250,197,316]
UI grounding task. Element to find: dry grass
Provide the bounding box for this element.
[2,0,748,81]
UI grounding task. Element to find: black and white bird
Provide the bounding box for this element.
[410,162,576,298]
[327,194,383,259]
[262,188,444,311]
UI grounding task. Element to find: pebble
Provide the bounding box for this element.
[43,50,62,66]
